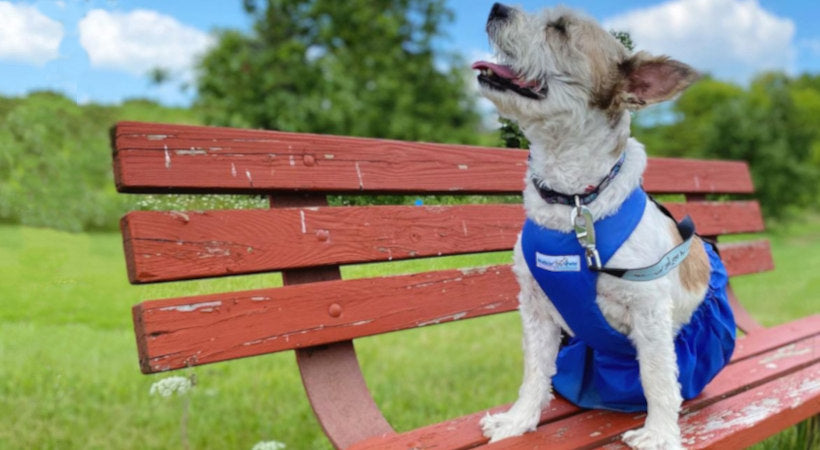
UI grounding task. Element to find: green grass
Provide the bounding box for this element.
[1,216,817,449]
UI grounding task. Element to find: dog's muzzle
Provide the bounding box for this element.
[475,3,548,100]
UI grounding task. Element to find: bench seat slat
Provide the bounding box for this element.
[114,122,755,195]
[122,201,766,283]
[351,317,820,449]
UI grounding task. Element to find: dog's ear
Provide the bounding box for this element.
[619,52,699,108]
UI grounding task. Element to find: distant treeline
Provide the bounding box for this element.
[0,92,202,232]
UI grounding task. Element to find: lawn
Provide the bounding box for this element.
[0,215,817,449]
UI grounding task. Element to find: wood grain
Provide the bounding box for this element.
[113,121,755,195]
[121,202,766,283]
[133,265,518,373]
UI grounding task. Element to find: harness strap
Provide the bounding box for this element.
[592,215,695,281]
[575,193,696,282]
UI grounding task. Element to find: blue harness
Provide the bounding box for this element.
[521,189,736,412]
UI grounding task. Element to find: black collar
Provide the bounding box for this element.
[530,152,626,206]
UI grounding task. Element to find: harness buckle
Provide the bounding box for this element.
[571,196,602,270]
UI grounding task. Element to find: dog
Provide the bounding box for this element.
[472,4,736,449]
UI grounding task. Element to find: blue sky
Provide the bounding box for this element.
[2,0,819,106]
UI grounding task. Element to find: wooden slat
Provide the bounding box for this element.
[665,200,764,234]
[717,240,774,276]
[352,317,820,449]
[677,365,820,449]
[114,121,754,195]
[133,265,518,373]
[645,157,754,194]
[113,121,528,195]
[121,202,765,283]
[121,204,522,283]
[485,334,819,449]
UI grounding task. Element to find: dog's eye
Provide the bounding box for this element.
[547,17,568,34]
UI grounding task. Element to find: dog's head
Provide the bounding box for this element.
[473,3,698,126]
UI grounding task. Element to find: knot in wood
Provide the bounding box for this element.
[316,229,330,241]
[303,154,316,166]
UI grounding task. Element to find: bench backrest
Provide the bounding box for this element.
[113,121,773,447]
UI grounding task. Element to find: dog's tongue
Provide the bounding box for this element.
[472,61,539,88]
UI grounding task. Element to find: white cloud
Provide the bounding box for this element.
[78,9,214,78]
[0,1,63,66]
[604,0,796,82]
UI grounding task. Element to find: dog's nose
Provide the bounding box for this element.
[489,2,510,22]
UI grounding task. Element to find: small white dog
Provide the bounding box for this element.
[473,4,736,449]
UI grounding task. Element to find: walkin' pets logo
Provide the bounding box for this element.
[536,252,581,272]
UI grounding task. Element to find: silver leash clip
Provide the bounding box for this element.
[570,196,602,270]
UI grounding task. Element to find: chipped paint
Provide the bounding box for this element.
[462,220,469,236]
[175,148,207,156]
[355,162,364,189]
[324,154,335,159]
[351,320,374,326]
[759,344,811,365]
[147,134,168,141]
[168,210,190,222]
[245,169,253,186]
[300,210,307,234]
[459,266,490,276]
[230,162,237,177]
[699,398,780,435]
[250,296,271,302]
[289,155,296,166]
[164,145,171,168]
[458,164,469,170]
[159,301,222,312]
[201,246,231,258]
[417,312,467,327]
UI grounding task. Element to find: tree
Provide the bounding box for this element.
[195,0,481,144]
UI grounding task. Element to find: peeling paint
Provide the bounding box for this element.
[324,154,335,159]
[417,312,467,327]
[147,134,168,141]
[160,301,222,312]
[351,320,374,326]
[355,162,364,189]
[459,266,490,276]
[230,162,237,177]
[289,155,296,166]
[759,344,810,365]
[699,398,780,434]
[201,246,231,258]
[245,169,253,186]
[175,148,207,156]
[300,210,307,234]
[164,145,171,168]
[250,296,271,302]
[458,164,469,170]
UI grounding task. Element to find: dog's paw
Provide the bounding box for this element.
[622,427,683,450]
[480,410,538,443]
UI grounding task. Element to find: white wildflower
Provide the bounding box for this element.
[149,375,193,397]
[251,441,286,450]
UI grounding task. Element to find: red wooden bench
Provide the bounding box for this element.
[113,121,820,449]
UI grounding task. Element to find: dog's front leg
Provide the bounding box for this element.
[622,300,684,450]
[480,239,563,443]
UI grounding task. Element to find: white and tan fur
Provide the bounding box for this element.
[475,4,709,449]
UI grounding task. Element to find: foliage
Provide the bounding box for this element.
[196,0,481,144]
[634,73,820,218]
[0,92,200,232]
